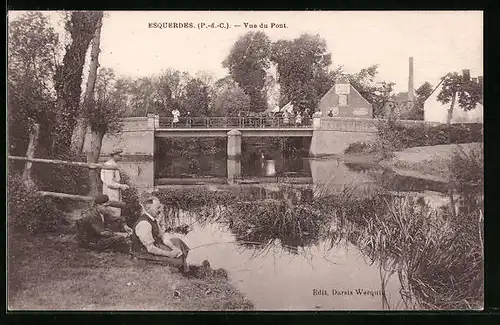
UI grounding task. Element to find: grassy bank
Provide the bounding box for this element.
[8,227,253,311]
[380,142,483,182]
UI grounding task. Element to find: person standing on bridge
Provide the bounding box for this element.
[303,108,310,125]
[295,112,302,126]
[186,111,192,128]
[100,149,130,230]
[172,107,180,127]
[282,110,290,126]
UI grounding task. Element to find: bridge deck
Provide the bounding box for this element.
[155,127,313,137]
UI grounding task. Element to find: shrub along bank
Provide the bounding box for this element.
[344,120,483,158]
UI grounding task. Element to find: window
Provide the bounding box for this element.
[338,94,348,106]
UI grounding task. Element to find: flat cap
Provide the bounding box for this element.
[94,194,110,205]
[110,148,123,156]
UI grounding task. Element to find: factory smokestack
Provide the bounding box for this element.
[408,57,414,101]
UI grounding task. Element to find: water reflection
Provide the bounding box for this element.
[178,213,404,310]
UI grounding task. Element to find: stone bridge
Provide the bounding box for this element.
[85,114,433,188]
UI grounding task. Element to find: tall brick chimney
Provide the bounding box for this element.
[408,57,414,101]
[462,69,471,81]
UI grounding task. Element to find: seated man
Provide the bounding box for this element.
[77,194,132,253]
[131,194,190,272]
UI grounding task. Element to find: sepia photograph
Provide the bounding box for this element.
[7,10,483,311]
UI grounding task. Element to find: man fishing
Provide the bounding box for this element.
[131,194,190,273]
[76,194,132,253]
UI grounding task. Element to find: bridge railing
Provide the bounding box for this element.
[158,116,313,129]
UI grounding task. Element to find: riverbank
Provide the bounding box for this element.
[7,213,253,311]
[379,142,482,183]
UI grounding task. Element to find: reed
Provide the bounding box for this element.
[154,182,483,310]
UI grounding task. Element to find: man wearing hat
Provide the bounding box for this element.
[131,194,190,272]
[76,194,131,252]
[100,148,130,231]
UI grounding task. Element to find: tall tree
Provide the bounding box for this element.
[180,78,210,116]
[73,11,104,154]
[270,34,333,113]
[83,68,125,194]
[8,11,59,156]
[213,84,251,117]
[223,31,271,113]
[437,71,482,124]
[52,11,101,154]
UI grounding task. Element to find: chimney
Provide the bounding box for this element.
[462,69,471,81]
[408,57,414,101]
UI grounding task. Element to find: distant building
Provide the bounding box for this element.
[382,57,416,119]
[317,76,373,118]
[383,92,415,119]
[424,70,483,124]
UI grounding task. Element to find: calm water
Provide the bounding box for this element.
[117,140,451,310]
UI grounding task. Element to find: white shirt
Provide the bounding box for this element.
[100,159,122,202]
[135,209,170,248]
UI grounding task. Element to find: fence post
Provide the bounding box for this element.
[21,123,41,189]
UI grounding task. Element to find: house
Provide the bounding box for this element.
[265,101,294,115]
[317,76,373,118]
[424,70,483,124]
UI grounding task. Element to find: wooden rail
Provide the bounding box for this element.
[37,191,127,207]
[8,156,118,170]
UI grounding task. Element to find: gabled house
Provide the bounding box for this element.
[316,76,373,118]
[424,70,483,124]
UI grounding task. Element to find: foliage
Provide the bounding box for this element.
[8,172,67,234]
[404,81,434,120]
[449,143,484,213]
[316,191,483,310]
[52,11,102,153]
[180,78,210,116]
[223,31,271,113]
[8,11,60,156]
[271,34,334,114]
[31,152,91,196]
[375,119,483,152]
[212,83,251,117]
[344,141,377,154]
[437,72,483,124]
[83,67,126,134]
[120,173,142,227]
[347,65,395,117]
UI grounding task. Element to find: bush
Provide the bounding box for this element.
[376,120,483,151]
[8,173,67,234]
[344,141,375,154]
[32,151,90,196]
[121,172,142,226]
[450,143,484,213]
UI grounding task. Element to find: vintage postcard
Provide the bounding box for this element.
[7,10,483,311]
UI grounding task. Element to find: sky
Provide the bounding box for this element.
[9,10,483,93]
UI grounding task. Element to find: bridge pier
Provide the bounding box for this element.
[227,129,242,184]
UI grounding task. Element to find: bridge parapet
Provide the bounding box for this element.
[158,116,313,129]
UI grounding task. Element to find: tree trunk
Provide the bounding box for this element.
[72,12,104,154]
[72,119,88,155]
[22,123,41,189]
[87,128,105,196]
[446,91,457,125]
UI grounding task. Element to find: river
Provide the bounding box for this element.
[117,138,452,310]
